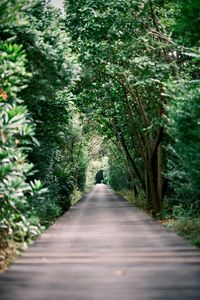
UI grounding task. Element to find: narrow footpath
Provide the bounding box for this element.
[0,184,200,300]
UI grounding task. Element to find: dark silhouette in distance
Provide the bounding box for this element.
[95,169,104,184]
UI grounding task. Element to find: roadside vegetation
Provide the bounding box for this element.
[0,0,200,270]
[65,0,200,247]
[0,0,87,270]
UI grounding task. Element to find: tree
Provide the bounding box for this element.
[1,0,87,217]
[0,0,88,247]
[163,0,200,209]
[166,81,200,205]
[65,0,182,213]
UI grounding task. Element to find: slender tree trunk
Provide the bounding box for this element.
[133,184,139,198]
[157,143,163,208]
[147,145,163,214]
[111,119,146,192]
[145,171,151,208]
[102,71,164,213]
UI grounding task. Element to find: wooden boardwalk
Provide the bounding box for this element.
[0,184,200,300]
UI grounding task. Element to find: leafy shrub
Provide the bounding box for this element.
[70,189,83,206]
[172,205,187,219]
[166,80,200,205]
[119,190,147,211]
[8,2,86,217]
[0,42,46,244]
[169,216,200,248]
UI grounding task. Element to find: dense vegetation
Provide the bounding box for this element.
[0,0,87,258]
[0,0,200,268]
[65,0,200,243]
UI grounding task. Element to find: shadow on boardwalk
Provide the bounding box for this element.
[0,184,200,300]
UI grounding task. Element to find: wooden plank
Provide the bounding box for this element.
[0,184,200,300]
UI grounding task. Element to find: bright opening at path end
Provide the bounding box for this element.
[50,0,64,13]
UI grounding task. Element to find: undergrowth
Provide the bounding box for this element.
[118,190,148,211]
[70,189,83,206]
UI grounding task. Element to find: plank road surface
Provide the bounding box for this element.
[0,184,200,300]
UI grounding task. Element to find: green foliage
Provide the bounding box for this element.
[170,0,200,46]
[86,160,101,190]
[161,0,200,219]
[119,190,147,211]
[17,2,84,215]
[66,0,200,220]
[65,0,176,212]
[85,136,104,189]
[0,42,45,244]
[164,206,200,248]
[70,189,83,206]
[166,80,200,204]
[0,0,28,28]
[0,42,30,98]
[105,147,130,191]
[1,0,87,224]
[0,0,88,248]
[172,217,200,248]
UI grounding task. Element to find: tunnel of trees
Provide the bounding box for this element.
[0,0,200,268]
[95,170,104,184]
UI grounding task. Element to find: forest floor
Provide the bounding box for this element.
[0,240,31,272]
[0,241,18,272]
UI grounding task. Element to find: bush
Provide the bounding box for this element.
[169,216,200,248]
[166,80,200,205]
[0,42,46,244]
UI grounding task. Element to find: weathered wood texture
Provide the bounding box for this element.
[0,184,200,299]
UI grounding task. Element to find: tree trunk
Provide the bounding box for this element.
[157,143,163,208]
